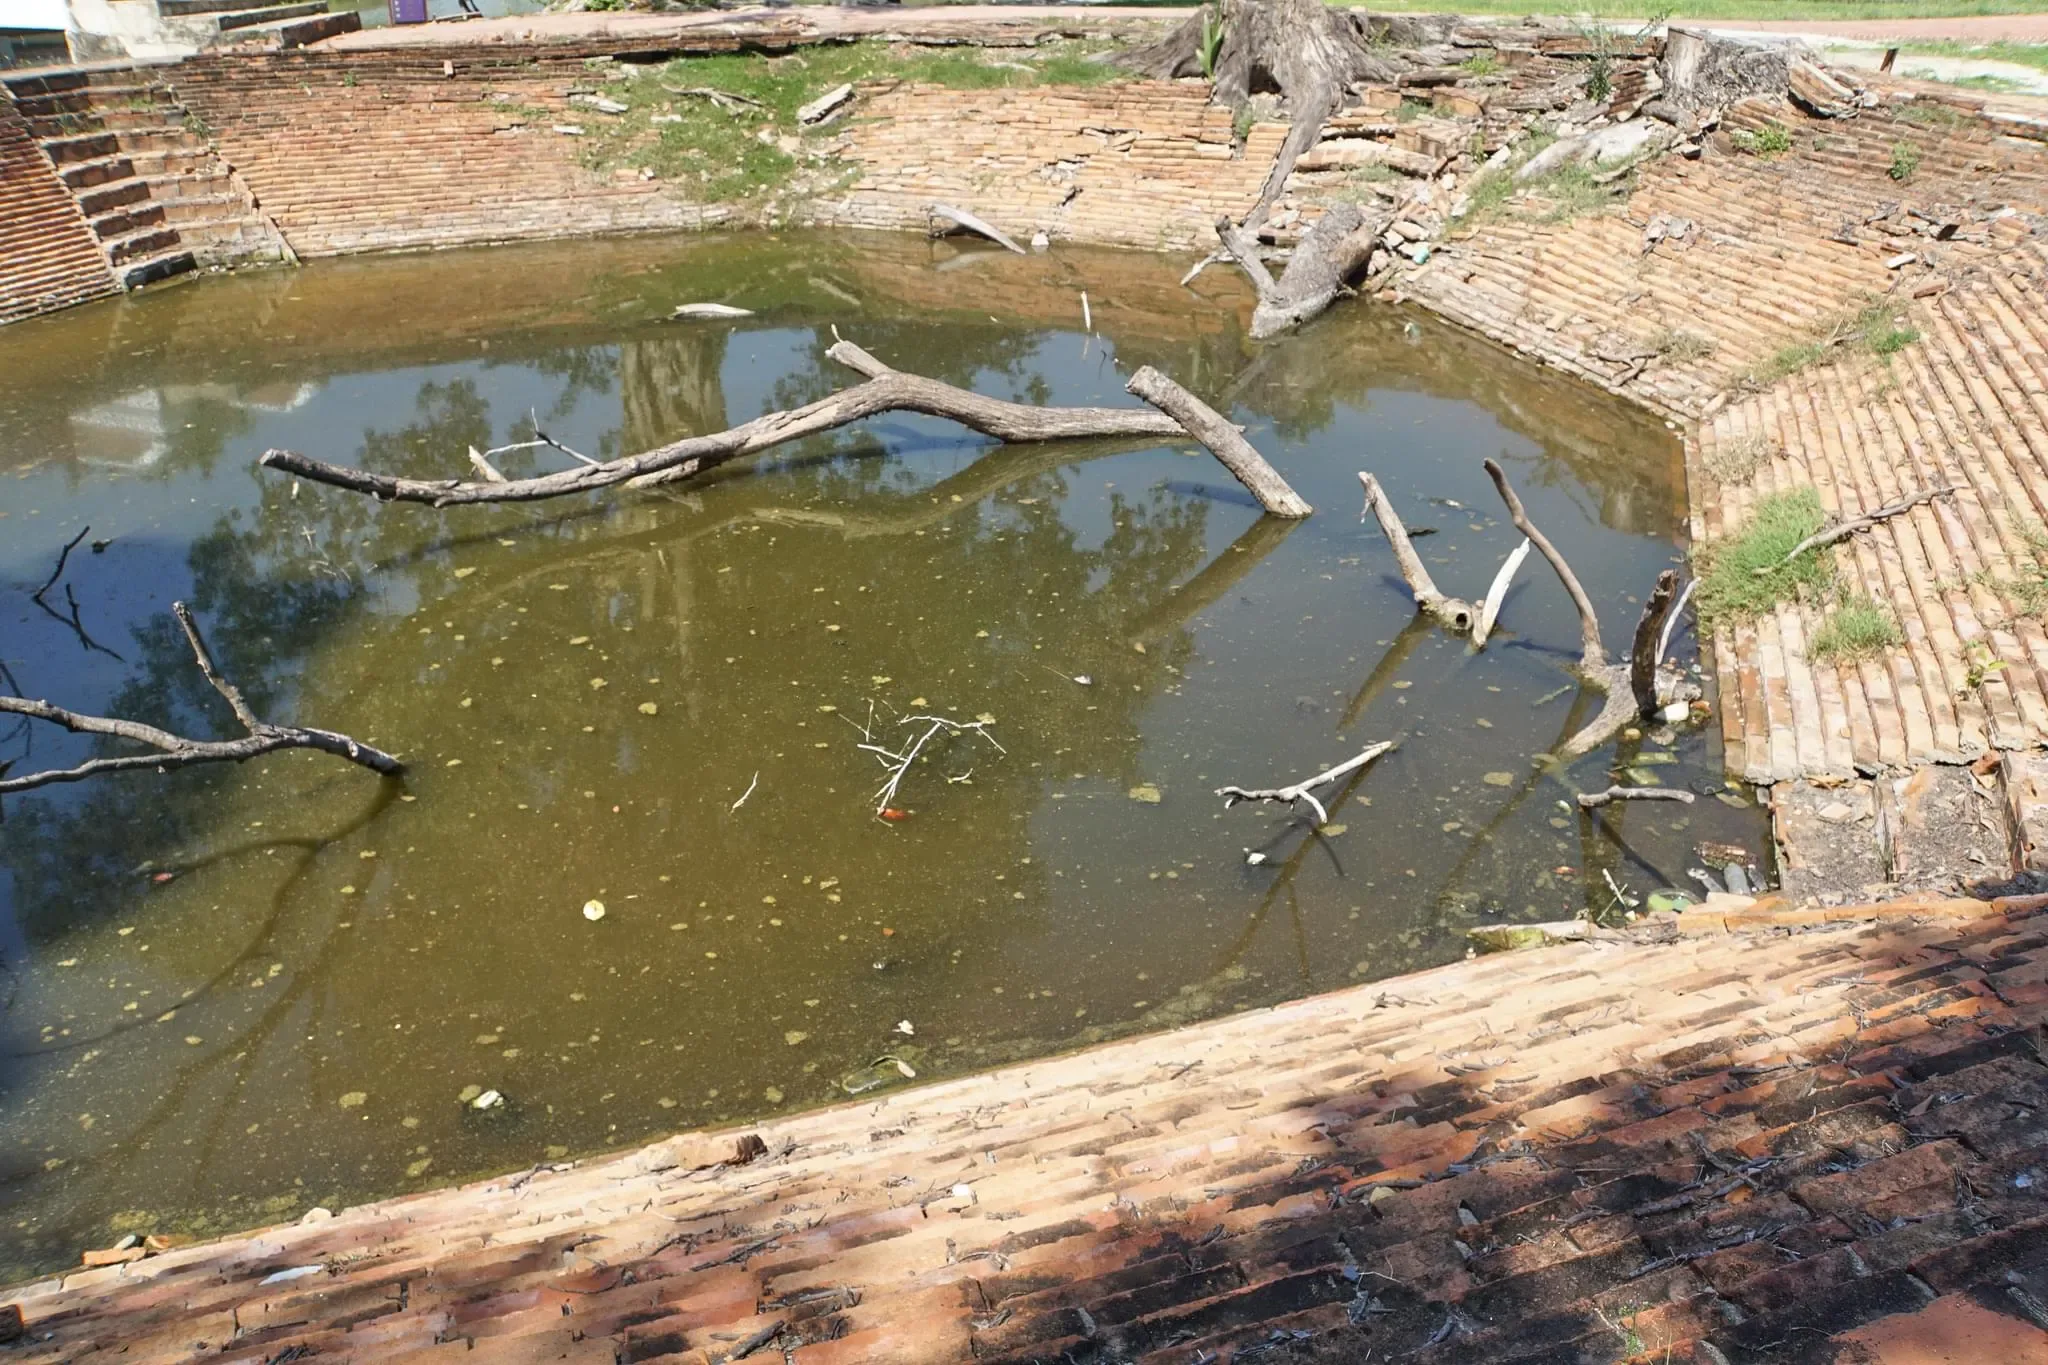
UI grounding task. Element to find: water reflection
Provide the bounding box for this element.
[0,232,1753,1282]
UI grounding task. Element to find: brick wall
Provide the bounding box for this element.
[0,96,118,325]
[811,81,1281,252]
[172,48,716,257]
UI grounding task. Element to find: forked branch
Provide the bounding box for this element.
[1218,740,1396,826]
[0,602,402,798]
[1358,471,1475,632]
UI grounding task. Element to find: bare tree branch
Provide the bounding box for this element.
[1577,785,1696,809]
[260,341,1183,507]
[1218,740,1396,826]
[0,603,402,798]
[1484,457,1609,672]
[1125,367,1312,517]
[1756,485,1953,576]
[1358,471,1475,632]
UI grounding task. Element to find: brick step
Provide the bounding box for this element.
[118,148,212,178]
[214,1,331,30]
[40,131,120,166]
[217,8,360,46]
[139,171,236,200]
[117,247,197,291]
[57,153,136,190]
[90,202,167,240]
[155,194,245,225]
[103,223,181,266]
[75,178,151,217]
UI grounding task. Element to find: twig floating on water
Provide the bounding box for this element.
[1576,785,1696,809]
[1217,740,1396,827]
[31,526,88,606]
[730,771,759,813]
[671,302,755,320]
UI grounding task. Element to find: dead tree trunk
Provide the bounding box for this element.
[1217,204,1390,340]
[1120,0,1402,223]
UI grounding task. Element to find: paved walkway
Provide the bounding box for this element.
[4,895,2044,1362]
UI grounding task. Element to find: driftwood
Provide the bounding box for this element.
[671,303,754,320]
[0,602,402,800]
[1475,539,1532,648]
[1577,785,1696,809]
[1357,471,1476,631]
[1216,204,1388,339]
[1756,485,1952,576]
[928,202,1026,255]
[260,341,1182,507]
[1125,367,1312,518]
[1479,460,1698,759]
[1217,739,1396,826]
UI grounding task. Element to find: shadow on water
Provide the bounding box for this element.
[0,231,1764,1281]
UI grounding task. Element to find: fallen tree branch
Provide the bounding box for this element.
[0,602,402,799]
[1577,785,1696,809]
[1630,569,1681,718]
[928,202,1026,255]
[1475,538,1531,648]
[1755,485,1953,576]
[1125,367,1311,517]
[856,709,1005,816]
[1217,204,1388,339]
[1484,458,1609,672]
[1358,471,1475,631]
[259,341,1182,506]
[1217,739,1395,826]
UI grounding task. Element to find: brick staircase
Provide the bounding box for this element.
[2,65,287,291]
[152,0,360,53]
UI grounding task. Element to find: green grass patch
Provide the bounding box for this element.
[1746,299,1919,387]
[1897,39,2048,72]
[573,39,1127,203]
[1809,595,1903,662]
[1889,140,1922,181]
[1459,53,1502,77]
[1978,523,2048,617]
[1455,133,1632,229]
[1694,488,1833,624]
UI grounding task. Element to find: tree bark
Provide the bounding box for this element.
[1125,366,1311,517]
[1217,203,1390,340]
[1120,0,1406,223]
[262,342,1183,507]
[1630,568,1680,718]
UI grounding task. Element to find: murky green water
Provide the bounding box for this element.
[0,232,1761,1281]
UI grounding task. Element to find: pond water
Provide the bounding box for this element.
[0,231,1764,1280]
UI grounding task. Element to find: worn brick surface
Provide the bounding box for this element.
[0,904,2040,1363]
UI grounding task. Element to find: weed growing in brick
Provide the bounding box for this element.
[1730,121,1791,157]
[1809,595,1903,662]
[1649,326,1716,362]
[1459,53,1501,76]
[1977,523,2048,619]
[1889,139,1922,181]
[1701,431,1773,486]
[1694,488,1832,623]
[1746,299,1919,387]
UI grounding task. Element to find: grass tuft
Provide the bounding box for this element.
[1701,432,1773,486]
[1695,488,1832,624]
[1746,299,1919,388]
[1729,121,1792,157]
[1889,140,1922,181]
[1809,595,1903,662]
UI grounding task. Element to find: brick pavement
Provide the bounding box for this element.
[3,897,2043,1362]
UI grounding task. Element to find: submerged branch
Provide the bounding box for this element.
[1484,457,1608,672]
[260,341,1182,507]
[1126,367,1311,517]
[1577,785,1696,809]
[1358,470,1475,632]
[1218,740,1396,826]
[0,602,402,799]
